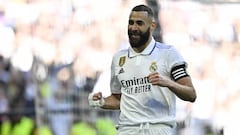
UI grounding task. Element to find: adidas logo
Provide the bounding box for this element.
[118,68,125,74]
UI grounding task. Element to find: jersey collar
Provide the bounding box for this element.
[128,37,156,58]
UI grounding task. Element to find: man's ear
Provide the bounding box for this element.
[151,21,157,31]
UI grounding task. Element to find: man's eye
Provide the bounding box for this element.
[136,21,143,25]
[129,20,134,25]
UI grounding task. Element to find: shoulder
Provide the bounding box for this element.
[155,42,179,54]
[155,42,174,50]
[113,48,128,58]
[111,48,128,64]
[154,42,183,62]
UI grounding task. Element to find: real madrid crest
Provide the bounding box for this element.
[149,62,158,73]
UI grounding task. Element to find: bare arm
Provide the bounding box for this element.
[102,94,121,109]
[168,77,196,102]
[149,72,196,102]
[91,92,121,110]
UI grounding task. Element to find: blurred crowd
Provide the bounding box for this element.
[159,2,240,135]
[0,0,240,135]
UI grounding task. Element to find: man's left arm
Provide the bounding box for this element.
[167,76,196,102]
[149,72,197,102]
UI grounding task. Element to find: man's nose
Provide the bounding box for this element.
[129,24,139,31]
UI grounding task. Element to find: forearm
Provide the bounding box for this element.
[168,77,196,102]
[101,94,120,110]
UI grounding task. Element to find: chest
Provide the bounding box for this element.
[116,55,169,81]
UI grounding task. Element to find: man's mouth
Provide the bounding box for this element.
[130,34,140,39]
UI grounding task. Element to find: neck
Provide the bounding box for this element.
[133,37,152,53]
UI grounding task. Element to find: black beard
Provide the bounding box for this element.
[128,27,150,48]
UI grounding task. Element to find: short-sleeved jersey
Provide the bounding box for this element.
[110,38,186,127]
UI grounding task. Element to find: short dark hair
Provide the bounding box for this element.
[131,5,154,18]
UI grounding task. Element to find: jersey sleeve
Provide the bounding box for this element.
[167,46,188,78]
[110,55,122,94]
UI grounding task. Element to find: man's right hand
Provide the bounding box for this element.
[88,92,105,108]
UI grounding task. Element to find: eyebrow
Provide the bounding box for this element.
[129,19,145,24]
[131,19,143,22]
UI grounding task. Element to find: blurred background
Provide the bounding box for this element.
[0,0,240,135]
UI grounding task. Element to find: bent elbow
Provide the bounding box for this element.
[189,93,197,102]
[182,93,197,103]
[189,88,197,102]
[190,95,197,102]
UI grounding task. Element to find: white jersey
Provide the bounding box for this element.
[110,38,186,127]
